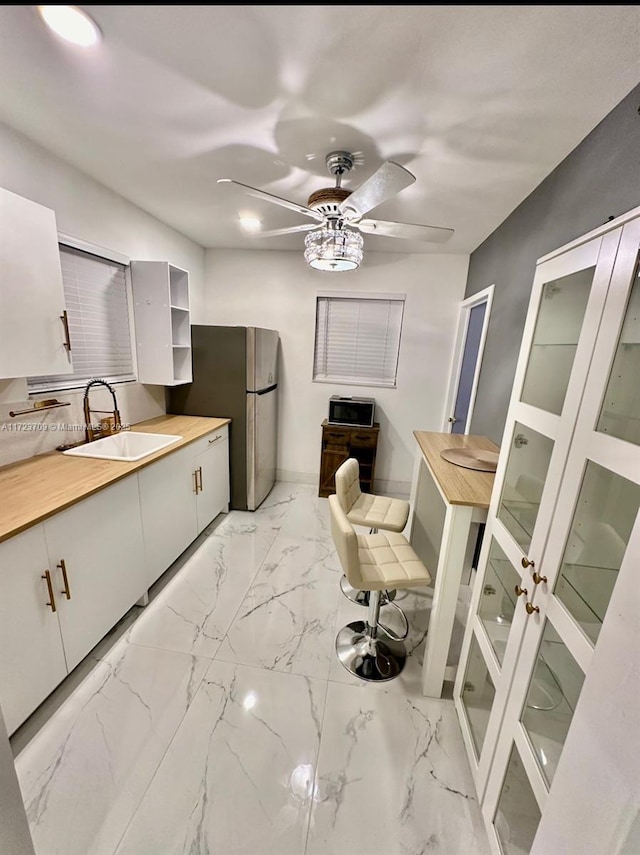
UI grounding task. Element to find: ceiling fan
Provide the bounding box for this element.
[217,151,454,271]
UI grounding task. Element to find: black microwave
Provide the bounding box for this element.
[328,396,375,428]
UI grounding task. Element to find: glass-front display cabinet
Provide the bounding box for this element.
[454,207,640,854]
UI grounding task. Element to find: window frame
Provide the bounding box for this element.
[27,233,138,395]
[312,290,406,388]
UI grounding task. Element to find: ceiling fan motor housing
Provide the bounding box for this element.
[307,186,352,220]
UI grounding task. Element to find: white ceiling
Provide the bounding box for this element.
[0,5,638,255]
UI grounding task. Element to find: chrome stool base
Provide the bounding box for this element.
[335,621,407,682]
[340,574,397,606]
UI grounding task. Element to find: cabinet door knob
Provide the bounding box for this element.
[521,557,535,569]
[58,558,71,600]
[532,572,547,585]
[525,602,540,615]
[514,585,528,597]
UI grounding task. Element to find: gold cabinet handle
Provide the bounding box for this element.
[515,585,528,597]
[42,570,57,613]
[532,572,547,585]
[193,470,199,494]
[58,558,71,600]
[60,310,72,351]
[196,466,203,492]
[521,557,535,569]
[525,602,540,615]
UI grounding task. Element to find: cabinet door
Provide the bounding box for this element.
[0,188,72,378]
[0,527,67,735]
[43,477,147,672]
[195,434,229,533]
[454,227,623,802]
[455,212,640,853]
[138,443,198,585]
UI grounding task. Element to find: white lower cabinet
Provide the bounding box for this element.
[194,429,230,534]
[0,527,68,735]
[139,425,229,585]
[0,425,230,735]
[42,477,147,672]
[138,443,199,586]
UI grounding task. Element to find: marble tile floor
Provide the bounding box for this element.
[11,482,490,855]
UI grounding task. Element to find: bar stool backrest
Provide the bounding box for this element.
[334,458,361,515]
[328,494,364,590]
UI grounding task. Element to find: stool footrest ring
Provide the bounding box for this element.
[378,600,409,641]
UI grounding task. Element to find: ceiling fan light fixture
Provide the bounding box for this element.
[304,227,363,272]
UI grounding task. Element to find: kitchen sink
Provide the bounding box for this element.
[62,432,182,462]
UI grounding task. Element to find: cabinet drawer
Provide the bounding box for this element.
[323,429,350,446]
[350,431,377,448]
[190,424,229,456]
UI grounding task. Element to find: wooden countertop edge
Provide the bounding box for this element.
[0,414,231,543]
[413,430,499,508]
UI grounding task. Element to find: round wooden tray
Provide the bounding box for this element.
[440,447,499,472]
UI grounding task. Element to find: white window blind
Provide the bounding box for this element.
[28,245,135,392]
[313,293,405,387]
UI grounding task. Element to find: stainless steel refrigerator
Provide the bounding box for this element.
[169,326,279,511]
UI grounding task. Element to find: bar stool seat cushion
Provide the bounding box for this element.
[348,494,410,532]
[356,532,431,590]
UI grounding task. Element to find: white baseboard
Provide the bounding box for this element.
[275,470,410,499]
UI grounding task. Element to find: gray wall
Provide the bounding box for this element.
[465,82,640,444]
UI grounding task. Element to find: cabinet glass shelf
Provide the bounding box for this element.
[478,547,520,666]
[521,621,585,788]
[520,267,594,415]
[554,461,640,645]
[497,423,553,552]
[596,263,640,445]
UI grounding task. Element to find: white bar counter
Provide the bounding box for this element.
[408,431,499,698]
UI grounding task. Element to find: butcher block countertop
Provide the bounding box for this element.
[413,431,499,508]
[0,414,230,544]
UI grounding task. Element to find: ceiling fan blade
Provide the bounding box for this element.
[357,218,454,243]
[217,179,324,222]
[248,222,319,238]
[338,161,415,220]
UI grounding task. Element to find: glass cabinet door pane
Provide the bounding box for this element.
[461,634,496,758]
[477,538,519,665]
[498,424,554,551]
[521,621,585,788]
[494,744,541,855]
[597,257,640,445]
[521,267,594,415]
[555,461,640,644]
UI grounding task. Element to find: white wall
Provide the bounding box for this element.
[0,121,207,465]
[203,249,469,491]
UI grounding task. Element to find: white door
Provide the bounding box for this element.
[195,434,230,533]
[138,443,198,585]
[0,526,68,734]
[444,286,494,434]
[44,477,147,671]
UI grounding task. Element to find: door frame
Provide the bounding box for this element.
[443,284,495,433]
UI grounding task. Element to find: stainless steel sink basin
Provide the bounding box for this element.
[62,432,182,462]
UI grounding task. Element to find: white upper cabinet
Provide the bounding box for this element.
[0,187,73,378]
[130,260,192,386]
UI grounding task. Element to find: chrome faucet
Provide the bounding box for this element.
[83,379,122,443]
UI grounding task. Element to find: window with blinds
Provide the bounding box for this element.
[313,292,405,387]
[28,245,135,393]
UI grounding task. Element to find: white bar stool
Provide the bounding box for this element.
[329,494,432,682]
[334,457,410,606]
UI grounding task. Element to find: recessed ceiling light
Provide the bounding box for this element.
[37,5,102,47]
[239,216,262,233]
